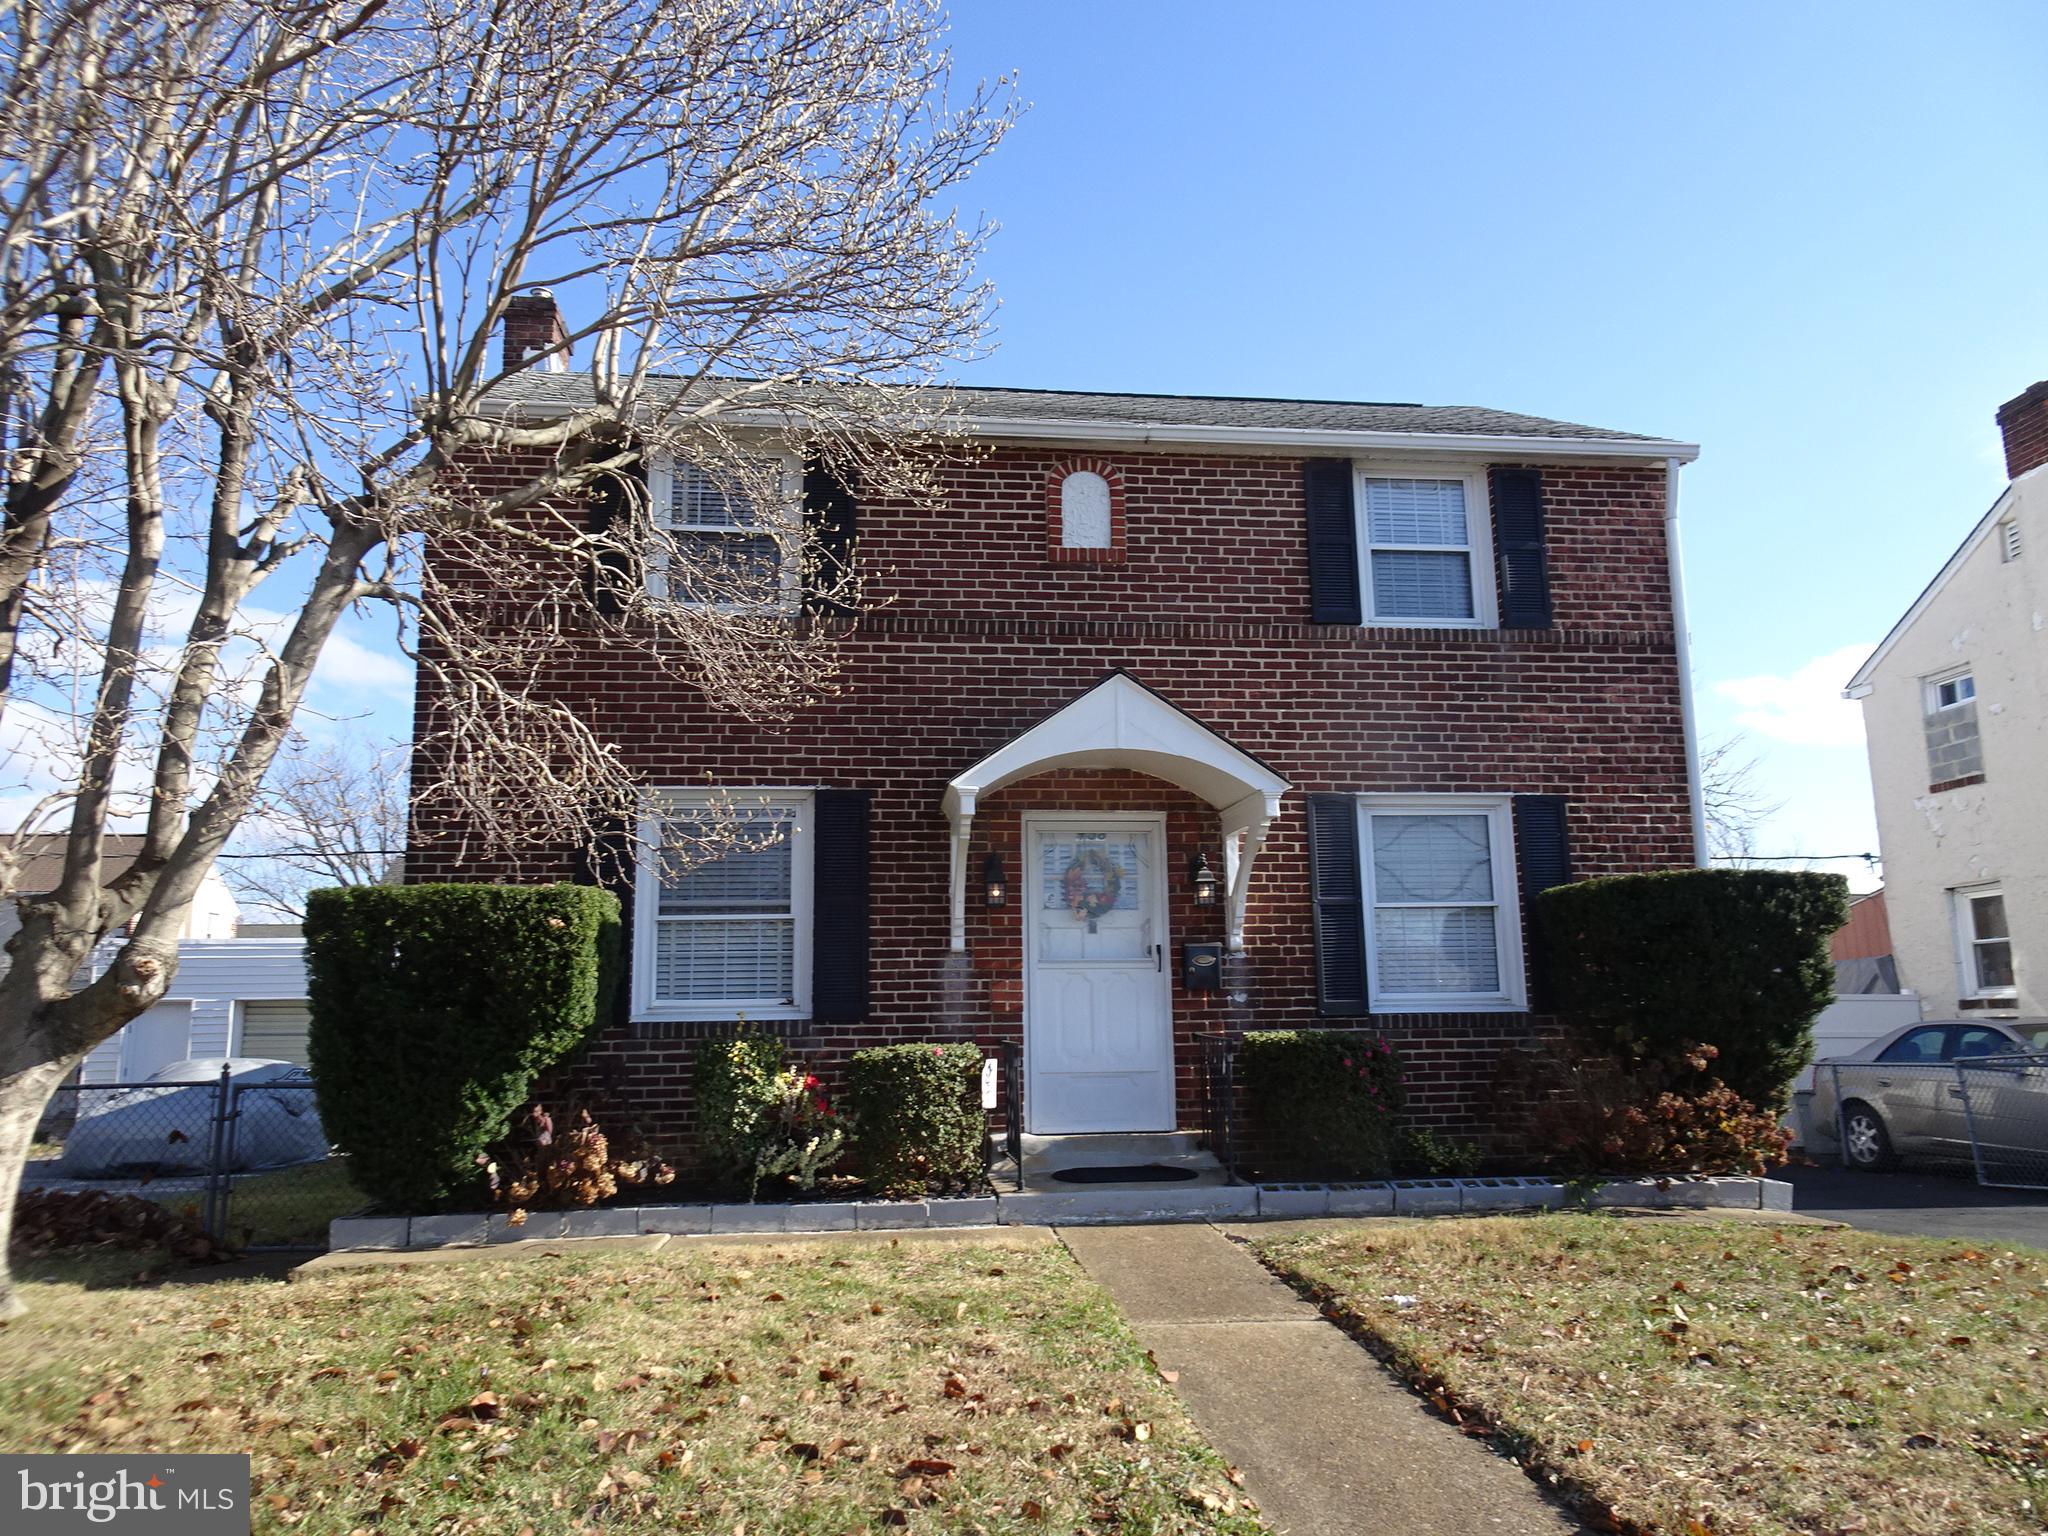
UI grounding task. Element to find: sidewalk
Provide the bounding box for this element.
[1061,1224,1585,1536]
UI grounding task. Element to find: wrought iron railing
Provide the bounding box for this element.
[1195,1032,1240,1182]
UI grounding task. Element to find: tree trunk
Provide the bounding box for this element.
[0,1028,96,1319]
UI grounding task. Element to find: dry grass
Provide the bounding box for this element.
[0,1239,1265,1535]
[1254,1214,2048,1536]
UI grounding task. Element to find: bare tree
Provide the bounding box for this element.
[1700,733,1784,866]
[0,0,1012,1313]
[223,736,408,919]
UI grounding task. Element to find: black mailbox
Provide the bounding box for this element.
[1182,942,1223,991]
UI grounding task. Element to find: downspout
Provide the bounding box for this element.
[1665,456,1710,866]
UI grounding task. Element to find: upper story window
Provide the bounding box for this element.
[1922,668,1983,787]
[1045,459,1126,564]
[646,454,799,609]
[634,793,813,1021]
[1953,884,2015,1001]
[1357,795,1525,1011]
[1356,468,1497,627]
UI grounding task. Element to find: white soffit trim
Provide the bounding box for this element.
[1843,475,2027,697]
[942,672,1290,834]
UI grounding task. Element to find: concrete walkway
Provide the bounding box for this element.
[1062,1225,1584,1536]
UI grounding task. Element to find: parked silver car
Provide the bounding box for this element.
[1808,1019,2048,1169]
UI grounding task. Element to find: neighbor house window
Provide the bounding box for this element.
[646,454,798,608]
[1922,669,1983,786]
[1357,796,1524,1010]
[1954,884,2015,1000]
[634,793,813,1020]
[1356,468,1496,626]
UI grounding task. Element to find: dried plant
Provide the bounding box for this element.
[0,0,1013,1314]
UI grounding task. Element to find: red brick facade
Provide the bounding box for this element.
[411,443,1695,1159]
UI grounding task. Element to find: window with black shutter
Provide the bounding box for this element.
[1511,795,1573,1011]
[1305,792,1369,1015]
[1303,460,1362,625]
[810,789,871,1021]
[1490,466,1554,630]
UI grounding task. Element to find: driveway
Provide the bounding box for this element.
[1778,1161,2048,1248]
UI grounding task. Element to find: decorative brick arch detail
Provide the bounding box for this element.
[1045,458,1126,565]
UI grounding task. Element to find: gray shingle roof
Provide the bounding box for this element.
[485,374,1681,448]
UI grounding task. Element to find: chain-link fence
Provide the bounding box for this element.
[26,1068,362,1250]
[1955,1054,2048,1189]
[1820,1055,2048,1190]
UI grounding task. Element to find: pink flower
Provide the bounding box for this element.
[931,1045,943,1056]
[1342,1057,1353,1068]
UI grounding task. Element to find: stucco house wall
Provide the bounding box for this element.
[1853,441,2048,1018]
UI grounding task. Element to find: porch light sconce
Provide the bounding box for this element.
[1189,851,1221,907]
[982,852,1007,909]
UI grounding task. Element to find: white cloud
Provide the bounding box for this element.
[310,628,412,695]
[1713,643,1876,748]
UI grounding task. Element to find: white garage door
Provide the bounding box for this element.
[240,1000,313,1067]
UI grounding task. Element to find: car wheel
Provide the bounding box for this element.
[1840,1102,1896,1170]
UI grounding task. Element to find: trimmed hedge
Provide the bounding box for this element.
[1538,868,1849,1112]
[1238,1030,1405,1180]
[693,1032,791,1187]
[847,1043,984,1198]
[305,883,620,1209]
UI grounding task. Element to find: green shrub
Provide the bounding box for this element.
[1238,1030,1405,1180]
[846,1043,985,1198]
[305,883,620,1210]
[694,1033,789,1185]
[1538,869,1849,1112]
[694,1033,846,1199]
[1393,1125,1481,1178]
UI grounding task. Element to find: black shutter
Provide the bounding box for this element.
[810,789,871,1020]
[572,814,635,1029]
[804,460,860,617]
[1511,795,1573,1012]
[1490,466,1553,630]
[1303,459,1362,625]
[1305,793,1369,1016]
[586,463,644,617]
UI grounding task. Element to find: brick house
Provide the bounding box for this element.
[409,299,1705,1157]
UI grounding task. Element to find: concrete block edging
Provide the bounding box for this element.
[330,1175,1791,1252]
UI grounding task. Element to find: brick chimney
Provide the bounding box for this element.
[1996,380,2048,481]
[501,291,569,374]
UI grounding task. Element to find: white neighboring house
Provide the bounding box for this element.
[1,834,312,1083]
[1846,381,2048,1022]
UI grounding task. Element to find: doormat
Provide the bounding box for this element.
[1048,1164,1199,1184]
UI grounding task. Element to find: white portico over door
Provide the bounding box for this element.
[1023,814,1173,1133]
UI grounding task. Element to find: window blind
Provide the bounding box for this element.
[1369,812,1500,996]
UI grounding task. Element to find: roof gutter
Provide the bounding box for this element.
[923,413,1700,464]
[1666,456,1710,866]
[475,397,1699,465]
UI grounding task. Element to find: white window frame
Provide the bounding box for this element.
[1924,668,1976,713]
[632,788,815,1022]
[644,451,803,613]
[1951,882,2017,1002]
[1356,794,1526,1013]
[1353,462,1499,629]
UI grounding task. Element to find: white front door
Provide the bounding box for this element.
[120,1002,191,1081]
[1024,817,1174,1133]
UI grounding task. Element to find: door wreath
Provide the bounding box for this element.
[1061,848,1123,921]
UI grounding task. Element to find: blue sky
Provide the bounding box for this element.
[298,2,2047,892]
[924,0,2048,889]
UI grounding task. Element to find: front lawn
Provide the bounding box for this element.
[0,1238,1264,1535]
[1255,1215,2048,1536]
